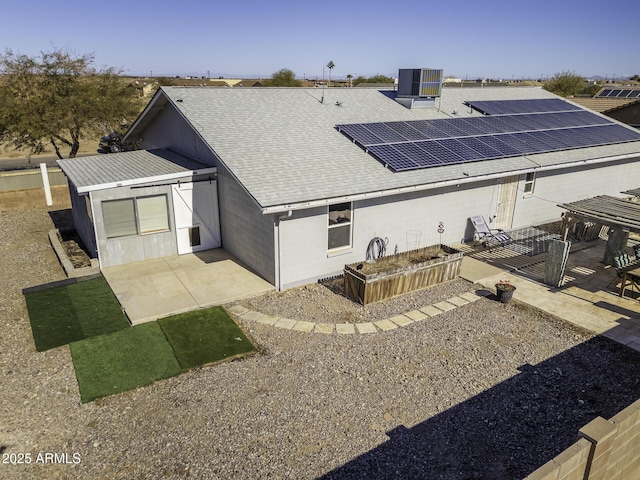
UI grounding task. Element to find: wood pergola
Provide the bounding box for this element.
[558,195,640,234]
[558,190,640,266]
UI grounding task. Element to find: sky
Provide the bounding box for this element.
[1,0,638,81]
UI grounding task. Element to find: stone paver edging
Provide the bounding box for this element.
[227,290,488,335]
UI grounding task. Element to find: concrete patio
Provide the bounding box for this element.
[102,248,274,324]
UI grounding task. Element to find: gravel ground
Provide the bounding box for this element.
[3,205,640,480]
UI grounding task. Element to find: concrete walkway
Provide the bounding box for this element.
[102,249,274,324]
[227,290,489,335]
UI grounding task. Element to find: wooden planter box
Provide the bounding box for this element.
[344,244,463,305]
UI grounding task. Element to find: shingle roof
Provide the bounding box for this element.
[58,149,214,193]
[569,97,640,113]
[134,87,640,210]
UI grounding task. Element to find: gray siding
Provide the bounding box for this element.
[91,184,177,267]
[68,180,98,258]
[217,162,275,284]
[139,105,218,166]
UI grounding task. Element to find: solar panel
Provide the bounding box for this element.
[414,140,465,165]
[335,102,640,172]
[337,124,384,147]
[493,134,532,154]
[473,115,514,134]
[392,142,444,167]
[455,117,494,135]
[466,98,581,115]
[596,89,640,99]
[385,121,428,141]
[430,119,469,137]
[470,136,521,157]
[436,138,486,161]
[452,137,499,157]
[367,145,421,171]
[404,120,451,139]
[364,123,410,143]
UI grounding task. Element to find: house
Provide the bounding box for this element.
[58,70,640,291]
[571,86,640,128]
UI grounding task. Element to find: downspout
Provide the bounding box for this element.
[274,210,292,291]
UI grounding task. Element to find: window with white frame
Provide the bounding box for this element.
[328,202,352,251]
[524,172,536,194]
[102,195,170,239]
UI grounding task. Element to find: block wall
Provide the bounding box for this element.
[525,398,640,480]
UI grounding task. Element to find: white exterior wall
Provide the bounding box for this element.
[277,180,497,289]
[511,158,640,228]
[277,157,640,289]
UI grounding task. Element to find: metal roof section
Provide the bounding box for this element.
[136,86,640,211]
[57,149,216,193]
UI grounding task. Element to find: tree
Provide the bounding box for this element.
[269,68,301,87]
[326,60,335,87]
[0,47,143,159]
[543,71,588,98]
[352,74,394,87]
[346,74,353,87]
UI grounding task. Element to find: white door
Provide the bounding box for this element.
[172,181,221,254]
[495,175,518,230]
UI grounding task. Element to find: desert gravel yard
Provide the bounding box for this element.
[2,205,640,479]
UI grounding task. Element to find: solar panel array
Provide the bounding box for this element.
[596,89,640,99]
[336,108,640,172]
[464,98,581,115]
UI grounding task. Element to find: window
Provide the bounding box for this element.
[137,195,169,234]
[102,195,170,239]
[103,199,137,238]
[524,172,536,194]
[328,202,352,250]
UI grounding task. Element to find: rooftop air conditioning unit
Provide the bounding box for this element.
[396,68,443,109]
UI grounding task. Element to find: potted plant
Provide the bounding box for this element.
[495,280,516,304]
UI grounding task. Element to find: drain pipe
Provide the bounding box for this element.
[275,210,293,291]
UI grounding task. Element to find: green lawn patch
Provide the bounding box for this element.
[24,276,130,351]
[70,322,182,403]
[158,306,256,370]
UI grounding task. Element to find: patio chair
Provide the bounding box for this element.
[469,215,513,248]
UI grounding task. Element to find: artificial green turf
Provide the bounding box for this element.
[70,322,182,403]
[24,276,130,351]
[158,306,256,370]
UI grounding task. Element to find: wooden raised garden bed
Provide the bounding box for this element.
[343,244,463,305]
